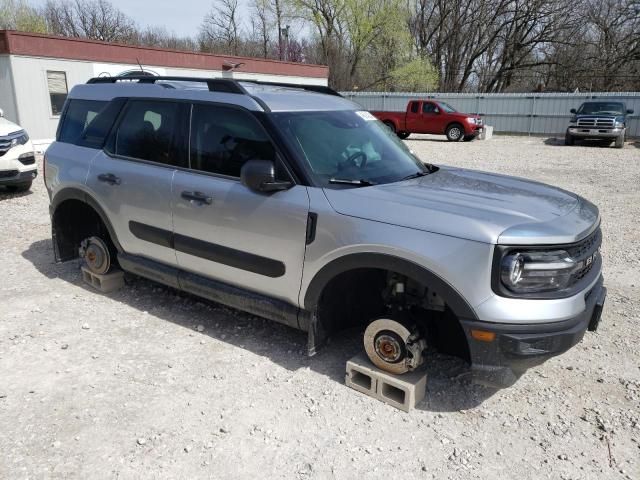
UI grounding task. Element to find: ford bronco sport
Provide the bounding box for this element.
[45,77,606,388]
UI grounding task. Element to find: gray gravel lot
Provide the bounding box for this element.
[1,135,639,479]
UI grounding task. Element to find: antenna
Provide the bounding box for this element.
[136,58,144,73]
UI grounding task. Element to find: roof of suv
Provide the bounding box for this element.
[69,77,359,113]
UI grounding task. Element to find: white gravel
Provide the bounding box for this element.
[1,135,639,479]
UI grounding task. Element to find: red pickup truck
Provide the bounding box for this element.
[372,100,483,142]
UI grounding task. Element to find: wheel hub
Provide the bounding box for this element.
[364,318,427,375]
[79,236,111,275]
[374,333,404,363]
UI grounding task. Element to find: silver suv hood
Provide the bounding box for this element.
[323,167,599,245]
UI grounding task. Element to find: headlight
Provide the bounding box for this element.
[466,117,476,124]
[500,250,576,293]
[614,121,624,128]
[569,116,577,125]
[10,131,29,148]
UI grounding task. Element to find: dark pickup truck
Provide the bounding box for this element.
[372,100,483,141]
[565,101,634,149]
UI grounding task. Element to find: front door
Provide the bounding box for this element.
[86,99,188,266]
[171,103,310,307]
[421,101,441,134]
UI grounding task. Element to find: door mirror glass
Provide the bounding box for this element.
[570,108,576,114]
[241,159,292,193]
[627,109,634,114]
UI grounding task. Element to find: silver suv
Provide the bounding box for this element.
[45,77,606,388]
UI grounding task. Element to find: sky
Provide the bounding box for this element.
[30,0,245,37]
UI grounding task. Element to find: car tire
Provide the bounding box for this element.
[383,121,396,133]
[397,131,410,140]
[445,124,463,142]
[564,132,574,146]
[614,130,625,149]
[6,181,32,192]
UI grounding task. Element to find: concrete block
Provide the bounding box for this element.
[81,266,124,293]
[479,125,493,140]
[346,354,427,412]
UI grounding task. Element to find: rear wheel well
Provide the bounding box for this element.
[52,199,116,263]
[316,268,470,362]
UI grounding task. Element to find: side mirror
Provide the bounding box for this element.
[241,159,292,193]
[627,109,634,114]
[570,108,576,114]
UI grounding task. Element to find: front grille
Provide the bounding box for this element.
[0,137,10,157]
[477,118,483,126]
[0,170,18,179]
[577,118,615,128]
[568,228,602,286]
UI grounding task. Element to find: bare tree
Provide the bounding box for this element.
[44,0,137,42]
[199,0,241,55]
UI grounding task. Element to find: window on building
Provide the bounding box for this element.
[47,71,68,116]
[189,104,277,178]
[113,100,185,166]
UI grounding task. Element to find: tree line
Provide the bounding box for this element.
[1,0,639,92]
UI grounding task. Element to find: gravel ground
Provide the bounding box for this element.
[1,135,639,479]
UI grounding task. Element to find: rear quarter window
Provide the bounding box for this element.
[58,100,107,144]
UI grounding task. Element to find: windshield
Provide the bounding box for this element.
[270,110,428,187]
[438,102,457,113]
[577,102,625,115]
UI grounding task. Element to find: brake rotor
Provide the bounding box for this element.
[364,319,426,375]
[79,236,111,275]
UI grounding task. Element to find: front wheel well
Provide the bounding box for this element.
[313,267,470,362]
[51,198,116,263]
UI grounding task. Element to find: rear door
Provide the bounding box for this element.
[170,103,310,307]
[405,101,423,132]
[86,99,188,266]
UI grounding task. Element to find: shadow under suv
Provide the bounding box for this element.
[45,77,606,388]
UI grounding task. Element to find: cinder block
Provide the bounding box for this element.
[345,354,427,412]
[479,125,493,140]
[81,266,124,293]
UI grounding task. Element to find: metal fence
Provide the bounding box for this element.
[340,91,640,138]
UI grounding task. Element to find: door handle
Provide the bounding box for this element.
[97,173,121,185]
[181,190,213,205]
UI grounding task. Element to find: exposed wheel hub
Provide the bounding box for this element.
[79,236,111,275]
[364,318,427,374]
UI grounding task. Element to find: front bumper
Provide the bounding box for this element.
[460,276,606,388]
[0,169,38,185]
[568,127,622,138]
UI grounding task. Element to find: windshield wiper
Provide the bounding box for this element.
[329,178,377,186]
[400,171,430,181]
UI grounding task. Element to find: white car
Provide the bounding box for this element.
[0,108,37,192]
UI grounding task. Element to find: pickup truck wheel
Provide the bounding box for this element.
[364,318,427,375]
[79,236,113,275]
[397,132,410,140]
[383,121,396,133]
[614,130,625,149]
[445,124,463,142]
[564,132,574,146]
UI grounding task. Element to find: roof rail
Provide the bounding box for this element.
[86,76,340,97]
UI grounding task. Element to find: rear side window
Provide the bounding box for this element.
[189,104,276,178]
[58,100,107,144]
[112,100,186,166]
[410,102,419,113]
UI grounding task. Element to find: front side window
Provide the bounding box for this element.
[271,110,427,188]
[190,104,276,178]
[114,100,184,166]
[47,71,68,116]
[422,102,438,114]
[58,100,107,144]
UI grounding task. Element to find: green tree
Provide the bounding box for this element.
[0,0,48,32]
[389,57,438,91]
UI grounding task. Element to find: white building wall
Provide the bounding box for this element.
[0,55,19,124]
[7,54,328,144]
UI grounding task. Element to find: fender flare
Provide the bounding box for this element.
[303,252,478,321]
[50,187,123,254]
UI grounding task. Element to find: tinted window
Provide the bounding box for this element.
[77,99,126,149]
[58,100,107,144]
[410,102,419,113]
[422,102,438,114]
[114,100,184,166]
[190,104,276,177]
